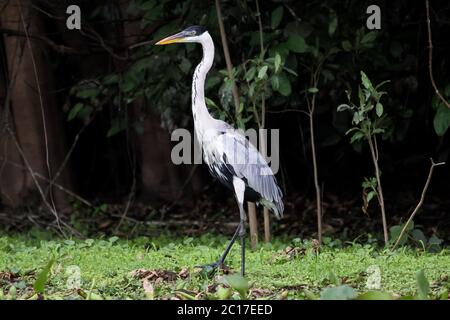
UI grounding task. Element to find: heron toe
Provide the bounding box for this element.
[195,261,230,277]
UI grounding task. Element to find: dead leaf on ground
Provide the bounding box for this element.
[250,288,273,298]
[130,268,190,283]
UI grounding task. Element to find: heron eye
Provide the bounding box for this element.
[189,31,196,36]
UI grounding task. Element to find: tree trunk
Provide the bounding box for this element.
[0,1,71,210]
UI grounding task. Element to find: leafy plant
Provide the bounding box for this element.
[320,285,357,300]
[415,270,430,300]
[220,274,249,299]
[214,49,295,130]
[33,256,55,295]
[338,71,390,245]
[389,220,443,252]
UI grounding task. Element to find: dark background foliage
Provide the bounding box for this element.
[0,0,449,242]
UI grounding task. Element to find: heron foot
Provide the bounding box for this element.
[195,261,230,278]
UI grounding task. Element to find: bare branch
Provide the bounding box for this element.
[425,0,450,109]
[392,159,445,250]
[0,156,93,207]
[215,0,241,112]
[367,134,388,245]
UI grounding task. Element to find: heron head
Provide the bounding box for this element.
[155,26,207,45]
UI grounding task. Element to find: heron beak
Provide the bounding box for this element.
[155,31,187,45]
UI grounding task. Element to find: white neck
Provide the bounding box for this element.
[192,32,215,124]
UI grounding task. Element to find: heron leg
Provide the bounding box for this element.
[195,223,240,277]
[239,219,246,277]
[218,224,240,264]
[198,177,247,278]
[233,176,247,277]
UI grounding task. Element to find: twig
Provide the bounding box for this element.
[45,116,94,197]
[215,0,240,112]
[166,165,199,211]
[0,27,85,55]
[80,27,128,61]
[115,142,137,232]
[267,108,309,116]
[255,0,264,54]
[6,127,68,236]
[306,66,323,244]
[425,0,450,109]
[367,134,388,246]
[392,159,445,250]
[307,92,322,244]
[255,0,271,243]
[0,156,93,207]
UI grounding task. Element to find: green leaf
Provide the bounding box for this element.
[216,285,232,300]
[108,236,119,243]
[367,190,376,203]
[328,14,338,36]
[308,87,319,94]
[361,32,377,45]
[337,104,351,112]
[406,220,414,231]
[68,103,84,121]
[205,75,222,90]
[277,73,291,96]
[375,80,391,91]
[372,128,385,134]
[107,118,127,137]
[34,257,55,294]
[320,285,357,300]
[78,105,93,120]
[352,111,364,125]
[416,270,430,300]
[357,291,393,300]
[220,275,249,299]
[282,66,298,77]
[270,75,280,91]
[271,6,284,29]
[341,40,352,51]
[350,131,365,143]
[248,82,255,98]
[303,289,319,300]
[258,65,269,79]
[206,97,219,109]
[76,88,99,99]
[103,74,119,85]
[376,103,383,117]
[439,289,449,300]
[360,71,373,90]
[358,87,365,107]
[428,235,443,246]
[246,67,256,82]
[286,35,307,53]
[410,229,427,247]
[433,105,450,136]
[120,75,137,93]
[427,235,443,253]
[274,53,282,73]
[140,1,156,11]
[389,225,407,245]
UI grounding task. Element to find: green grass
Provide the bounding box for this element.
[0,233,449,299]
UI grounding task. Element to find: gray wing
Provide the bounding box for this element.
[209,126,284,219]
